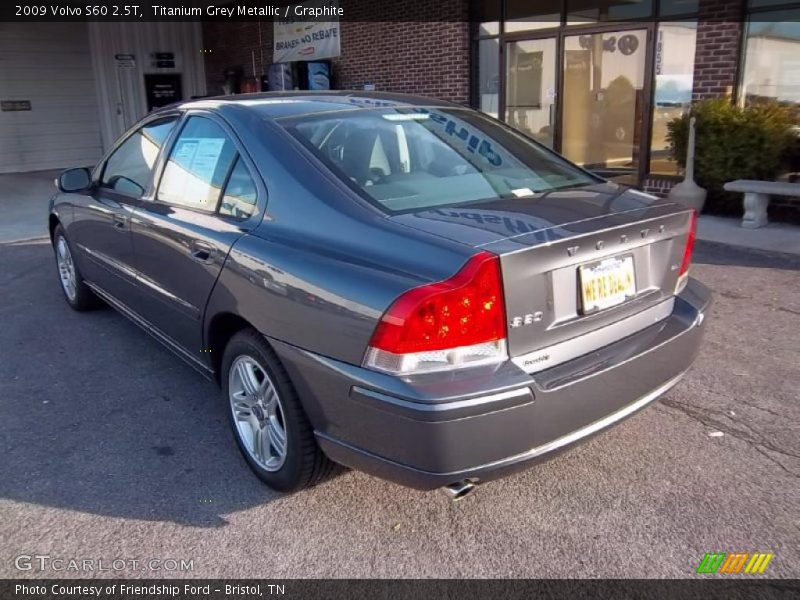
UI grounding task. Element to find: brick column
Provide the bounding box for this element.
[692,0,745,100]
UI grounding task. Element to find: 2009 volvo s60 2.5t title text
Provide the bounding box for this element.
[49,92,710,499]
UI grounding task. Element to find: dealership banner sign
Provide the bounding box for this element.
[274,1,341,63]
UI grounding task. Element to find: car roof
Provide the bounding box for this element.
[154,91,463,120]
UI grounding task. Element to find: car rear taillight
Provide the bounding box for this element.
[364,251,508,375]
[675,210,697,293]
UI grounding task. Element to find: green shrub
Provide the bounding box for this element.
[666,98,797,215]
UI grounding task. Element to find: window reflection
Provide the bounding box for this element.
[219,158,258,220]
[659,0,698,16]
[475,0,500,35]
[567,0,652,24]
[101,119,176,195]
[742,12,800,110]
[505,0,561,32]
[506,38,557,148]
[478,38,500,118]
[650,22,697,175]
[748,0,798,7]
[562,30,647,172]
[158,117,236,209]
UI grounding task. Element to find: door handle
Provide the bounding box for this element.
[190,240,216,264]
[112,213,128,230]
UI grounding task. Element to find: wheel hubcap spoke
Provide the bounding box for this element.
[236,360,261,397]
[263,387,277,414]
[232,398,252,420]
[267,417,286,458]
[251,419,267,463]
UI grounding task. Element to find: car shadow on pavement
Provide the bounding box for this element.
[694,240,800,271]
[0,241,345,527]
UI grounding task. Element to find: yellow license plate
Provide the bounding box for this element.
[579,255,636,313]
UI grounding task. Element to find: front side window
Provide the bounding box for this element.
[101,118,177,195]
[283,108,596,213]
[158,117,237,210]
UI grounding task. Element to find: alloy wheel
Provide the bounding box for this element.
[228,355,288,472]
[56,236,77,302]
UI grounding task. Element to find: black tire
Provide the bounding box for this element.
[222,328,335,492]
[52,224,101,311]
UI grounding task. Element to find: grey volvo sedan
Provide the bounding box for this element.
[49,92,710,499]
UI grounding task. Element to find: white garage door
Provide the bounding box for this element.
[0,23,104,173]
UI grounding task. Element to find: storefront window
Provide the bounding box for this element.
[562,29,647,173]
[505,0,561,32]
[506,38,558,147]
[650,21,697,175]
[470,0,705,184]
[478,38,500,118]
[741,10,800,110]
[567,0,652,24]
[748,0,800,7]
[475,0,500,36]
[659,0,699,16]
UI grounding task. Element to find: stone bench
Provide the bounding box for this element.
[724,179,800,229]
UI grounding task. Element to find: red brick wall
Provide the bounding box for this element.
[692,0,744,100]
[201,0,470,103]
[202,21,273,95]
[334,20,469,103]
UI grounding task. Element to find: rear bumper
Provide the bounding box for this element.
[271,278,712,490]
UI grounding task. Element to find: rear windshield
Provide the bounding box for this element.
[281,107,597,213]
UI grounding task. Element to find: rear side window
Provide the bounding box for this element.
[101,118,177,196]
[219,157,257,220]
[282,108,597,213]
[158,117,237,210]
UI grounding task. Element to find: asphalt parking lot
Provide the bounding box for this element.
[1,238,798,578]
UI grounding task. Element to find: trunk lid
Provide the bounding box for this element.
[390,183,695,371]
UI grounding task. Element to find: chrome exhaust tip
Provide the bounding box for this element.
[440,479,478,501]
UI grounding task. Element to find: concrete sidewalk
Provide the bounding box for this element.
[697,214,800,256]
[0,169,59,243]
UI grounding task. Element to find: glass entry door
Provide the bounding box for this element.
[561,29,648,175]
[505,37,558,149]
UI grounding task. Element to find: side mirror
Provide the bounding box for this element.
[106,174,145,196]
[56,168,92,193]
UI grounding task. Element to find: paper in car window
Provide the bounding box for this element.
[176,138,225,180]
[171,139,198,167]
[161,137,226,205]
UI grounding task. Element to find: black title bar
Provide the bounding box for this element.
[4,0,796,22]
